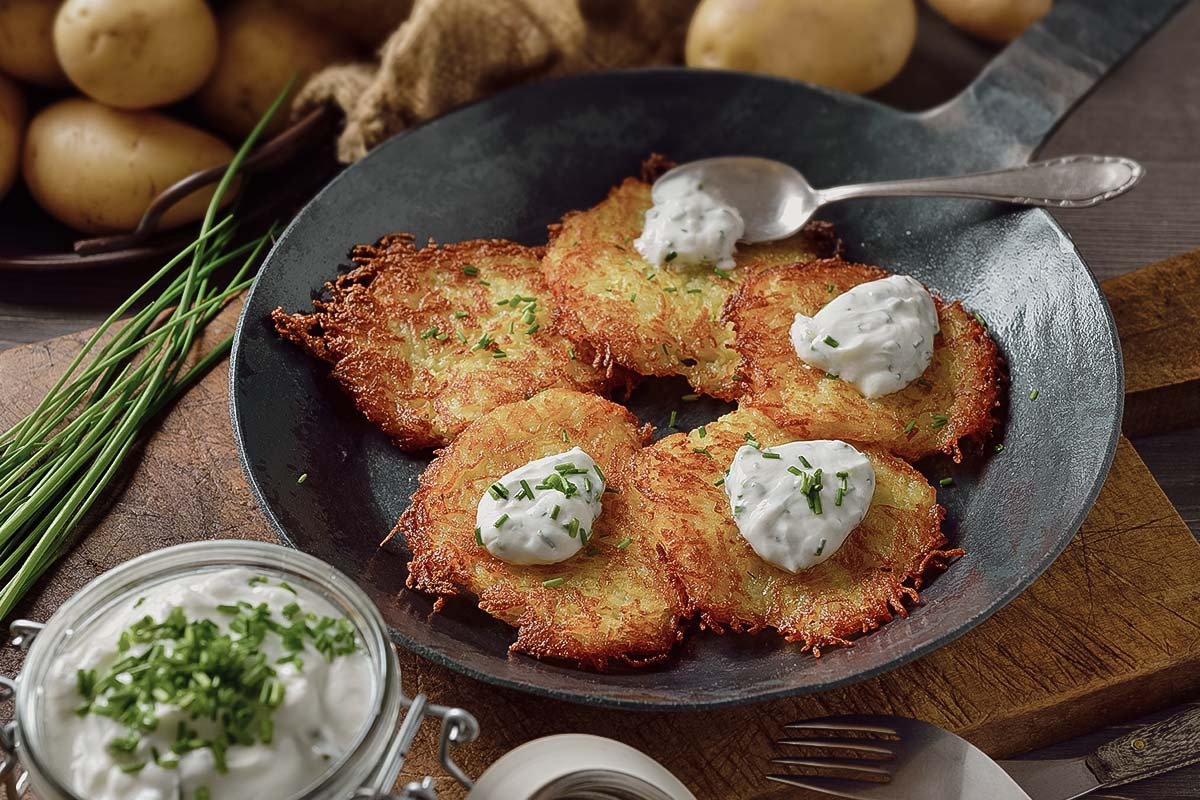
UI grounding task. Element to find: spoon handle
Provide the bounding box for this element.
[817,155,1143,210]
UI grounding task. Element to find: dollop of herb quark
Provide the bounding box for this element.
[75,588,357,781]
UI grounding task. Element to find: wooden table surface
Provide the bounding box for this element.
[2,4,1199,798]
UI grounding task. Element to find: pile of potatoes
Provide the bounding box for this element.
[686,0,1051,94]
[0,0,362,235]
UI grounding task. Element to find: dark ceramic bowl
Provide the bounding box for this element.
[230,0,1183,709]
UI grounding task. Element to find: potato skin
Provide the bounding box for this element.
[927,0,1051,43]
[198,0,352,139]
[0,73,25,200]
[53,0,218,109]
[22,99,233,233]
[685,0,917,94]
[0,0,68,87]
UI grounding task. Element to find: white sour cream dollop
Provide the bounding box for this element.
[42,567,374,800]
[724,440,875,573]
[790,275,940,398]
[476,446,606,565]
[635,177,744,270]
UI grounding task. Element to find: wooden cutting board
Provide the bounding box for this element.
[1,253,1199,800]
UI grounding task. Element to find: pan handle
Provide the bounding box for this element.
[922,0,1187,165]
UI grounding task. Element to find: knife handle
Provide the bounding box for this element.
[1085,704,1200,786]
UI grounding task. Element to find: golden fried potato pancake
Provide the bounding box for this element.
[391,389,685,669]
[542,167,838,400]
[724,258,1000,461]
[626,406,956,656]
[272,236,630,450]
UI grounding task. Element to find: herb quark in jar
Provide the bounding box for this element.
[0,541,478,800]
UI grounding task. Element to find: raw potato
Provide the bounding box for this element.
[198,0,352,139]
[0,73,25,200]
[927,0,1050,43]
[23,99,234,234]
[53,0,218,109]
[686,0,918,94]
[0,0,68,87]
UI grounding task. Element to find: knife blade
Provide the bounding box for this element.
[998,757,1103,800]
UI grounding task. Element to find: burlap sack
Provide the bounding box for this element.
[296,0,698,163]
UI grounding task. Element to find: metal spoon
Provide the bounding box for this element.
[654,155,1143,243]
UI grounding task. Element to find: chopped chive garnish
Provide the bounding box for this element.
[526,323,540,334]
[713,476,725,486]
[734,505,745,515]
[825,372,839,380]
[798,455,812,468]
[698,425,707,438]
[453,310,468,318]
[823,335,839,348]
[488,483,509,500]
[713,267,732,280]
[974,312,988,328]
[668,410,678,428]
[686,288,702,294]
[616,537,632,550]
[461,265,478,276]
[542,577,566,587]
[493,514,509,528]
[561,429,569,442]
[761,452,781,459]
[787,466,802,476]
[665,251,678,262]
[593,463,606,483]
[664,286,678,292]
[693,447,713,459]
[550,505,560,520]
[903,420,916,434]
[509,321,514,334]
[835,487,845,506]
[939,477,954,487]
[994,443,1005,454]
[812,492,823,515]
[630,293,637,302]
[568,346,577,360]
[566,518,580,538]
[278,581,297,595]
[496,298,510,306]
[420,326,439,339]
[579,528,590,545]
[474,527,484,546]
[296,472,308,484]
[681,393,700,401]
[493,351,507,359]
[930,413,949,429]
[517,479,534,500]
[604,486,619,494]
[827,284,836,293]
[815,538,827,556]
[457,331,468,343]
[1029,389,1040,401]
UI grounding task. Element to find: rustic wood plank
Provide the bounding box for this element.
[1101,250,1200,437]
[0,311,1197,799]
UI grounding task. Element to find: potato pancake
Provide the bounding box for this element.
[725,258,1000,461]
[626,406,956,656]
[272,236,630,450]
[391,389,685,669]
[542,165,838,400]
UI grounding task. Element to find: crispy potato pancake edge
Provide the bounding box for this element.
[628,406,959,657]
[724,257,1002,462]
[272,235,634,451]
[542,164,839,400]
[390,388,686,670]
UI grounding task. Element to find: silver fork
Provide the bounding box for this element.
[770,708,1200,800]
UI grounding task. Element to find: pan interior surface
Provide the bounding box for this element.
[230,70,1122,709]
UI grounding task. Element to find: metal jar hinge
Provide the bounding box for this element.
[1,620,45,799]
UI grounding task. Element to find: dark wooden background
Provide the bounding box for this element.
[2,3,1199,797]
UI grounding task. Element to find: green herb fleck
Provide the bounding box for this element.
[616,537,633,551]
[823,335,839,348]
[542,577,566,588]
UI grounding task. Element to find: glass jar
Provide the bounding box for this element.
[0,541,477,800]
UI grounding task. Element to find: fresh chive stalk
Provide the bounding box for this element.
[0,85,293,619]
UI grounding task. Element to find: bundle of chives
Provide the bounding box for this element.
[0,87,291,620]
